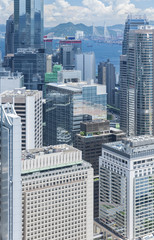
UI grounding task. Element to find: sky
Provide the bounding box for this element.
[0,0,154,27]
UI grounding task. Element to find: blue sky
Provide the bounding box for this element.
[1,0,154,27]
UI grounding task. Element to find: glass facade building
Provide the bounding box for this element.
[99,136,154,239]
[0,104,22,240]
[14,0,44,52]
[44,82,107,146]
[120,26,154,136]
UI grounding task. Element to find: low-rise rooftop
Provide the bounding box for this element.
[103,135,154,158]
[21,144,82,174]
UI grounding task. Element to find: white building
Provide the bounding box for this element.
[0,68,24,93]
[0,103,22,240]
[46,54,52,73]
[75,31,84,40]
[99,136,154,240]
[0,87,43,150]
[58,69,81,83]
[75,52,96,82]
[21,144,93,240]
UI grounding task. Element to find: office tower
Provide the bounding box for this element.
[99,136,154,239]
[44,36,53,54]
[13,48,45,90]
[59,39,82,70]
[75,52,96,81]
[0,103,22,240]
[5,15,14,55]
[0,87,43,150]
[2,54,14,70]
[14,0,44,52]
[98,59,116,106]
[122,15,149,55]
[74,120,126,218]
[120,26,154,136]
[21,144,93,240]
[0,68,24,93]
[57,70,81,83]
[46,54,52,73]
[44,82,107,146]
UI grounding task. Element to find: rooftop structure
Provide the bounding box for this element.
[0,68,24,93]
[22,144,82,174]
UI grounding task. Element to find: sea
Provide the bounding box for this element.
[53,39,122,74]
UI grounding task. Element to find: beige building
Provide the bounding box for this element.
[0,87,43,150]
[21,145,93,240]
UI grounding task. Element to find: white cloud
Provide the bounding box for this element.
[1,0,154,28]
[0,0,13,25]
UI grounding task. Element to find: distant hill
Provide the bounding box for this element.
[45,22,93,37]
[45,22,124,37]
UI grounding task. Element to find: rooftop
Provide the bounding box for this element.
[0,87,41,97]
[103,136,154,158]
[47,81,106,94]
[21,144,83,174]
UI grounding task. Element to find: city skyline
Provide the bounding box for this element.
[1,0,154,27]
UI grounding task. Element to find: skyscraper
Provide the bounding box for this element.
[98,60,116,106]
[21,144,93,240]
[120,17,151,136]
[13,48,45,90]
[75,52,96,81]
[14,0,44,52]
[122,15,149,55]
[44,82,107,145]
[0,87,43,150]
[0,103,22,240]
[99,136,154,239]
[5,15,14,55]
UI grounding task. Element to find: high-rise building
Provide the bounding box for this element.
[0,68,24,93]
[75,52,96,81]
[44,82,107,145]
[0,103,22,240]
[14,0,44,52]
[5,15,14,55]
[74,120,126,218]
[44,36,53,54]
[98,59,116,106]
[99,135,154,239]
[0,87,43,150]
[21,144,93,240]
[13,48,45,90]
[122,15,149,55]
[120,23,153,136]
[59,39,82,70]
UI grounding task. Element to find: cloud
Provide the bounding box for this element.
[1,0,154,27]
[44,0,141,26]
[0,0,13,25]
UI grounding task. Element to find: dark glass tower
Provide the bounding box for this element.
[5,15,14,55]
[14,0,44,52]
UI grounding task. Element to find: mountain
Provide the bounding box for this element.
[45,22,93,37]
[45,22,124,37]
